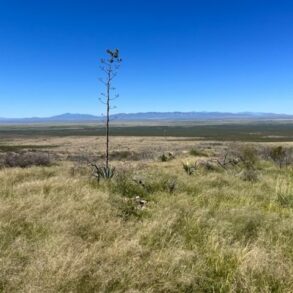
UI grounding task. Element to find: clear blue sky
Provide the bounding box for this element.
[1,0,293,117]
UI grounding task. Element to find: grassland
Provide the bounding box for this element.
[0,122,293,292]
[0,120,293,141]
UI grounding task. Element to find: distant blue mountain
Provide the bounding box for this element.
[0,111,293,124]
[46,113,99,121]
[0,113,99,123]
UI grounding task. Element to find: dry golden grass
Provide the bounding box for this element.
[0,136,224,161]
[0,138,293,292]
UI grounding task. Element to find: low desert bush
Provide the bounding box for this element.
[159,152,175,162]
[189,148,208,157]
[216,145,260,181]
[1,152,52,168]
[215,152,240,170]
[259,146,272,161]
[196,159,219,171]
[237,146,260,181]
[269,146,292,168]
[110,171,147,198]
[237,145,259,169]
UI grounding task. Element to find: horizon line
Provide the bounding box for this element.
[1,110,293,120]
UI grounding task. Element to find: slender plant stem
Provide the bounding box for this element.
[106,70,111,169]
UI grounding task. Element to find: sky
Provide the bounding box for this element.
[0,0,293,117]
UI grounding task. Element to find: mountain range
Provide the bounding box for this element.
[0,112,293,123]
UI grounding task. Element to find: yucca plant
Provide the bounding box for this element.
[92,164,115,181]
[182,161,196,175]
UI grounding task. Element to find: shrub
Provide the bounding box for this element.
[270,146,287,168]
[2,152,52,168]
[159,154,168,162]
[231,146,259,181]
[110,171,147,198]
[238,145,258,170]
[216,152,240,170]
[189,148,208,157]
[259,146,272,161]
[159,152,175,162]
[196,159,218,171]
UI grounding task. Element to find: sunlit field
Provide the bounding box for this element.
[0,123,293,292]
[2,0,293,290]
